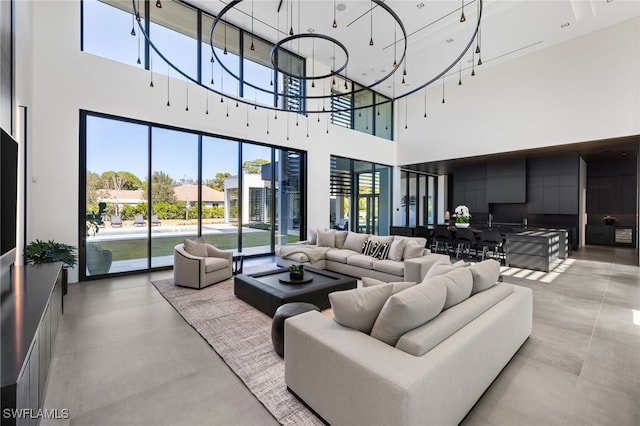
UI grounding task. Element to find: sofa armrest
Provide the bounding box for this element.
[404,253,451,282]
[174,245,205,286]
[205,244,233,261]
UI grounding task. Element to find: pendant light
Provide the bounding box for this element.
[166,65,171,107]
[460,0,466,23]
[441,76,445,104]
[250,0,255,51]
[156,0,162,8]
[369,1,374,46]
[332,0,337,28]
[423,87,427,118]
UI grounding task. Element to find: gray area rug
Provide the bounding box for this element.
[151,278,323,426]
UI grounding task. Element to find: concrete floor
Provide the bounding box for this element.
[42,246,639,425]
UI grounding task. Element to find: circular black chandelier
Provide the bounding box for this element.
[133,0,483,116]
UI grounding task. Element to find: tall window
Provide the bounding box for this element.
[81,112,305,279]
[330,156,392,235]
[399,170,437,227]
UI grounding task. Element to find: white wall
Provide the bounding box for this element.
[396,17,640,165]
[17,1,397,282]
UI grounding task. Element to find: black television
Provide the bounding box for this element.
[1,126,18,272]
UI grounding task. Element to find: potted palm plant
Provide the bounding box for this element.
[85,216,113,275]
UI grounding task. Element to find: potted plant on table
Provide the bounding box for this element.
[454,205,472,228]
[25,239,78,295]
[288,264,304,280]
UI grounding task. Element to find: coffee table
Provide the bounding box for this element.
[234,267,357,317]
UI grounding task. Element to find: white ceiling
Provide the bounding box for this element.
[189,0,640,98]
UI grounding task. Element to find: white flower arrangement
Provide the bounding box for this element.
[454,205,471,224]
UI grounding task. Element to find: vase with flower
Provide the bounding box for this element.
[454,205,471,228]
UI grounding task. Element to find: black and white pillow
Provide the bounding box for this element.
[362,239,372,254]
[367,241,381,257]
[376,242,391,260]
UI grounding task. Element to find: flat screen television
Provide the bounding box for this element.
[1,126,18,272]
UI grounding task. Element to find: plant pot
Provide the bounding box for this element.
[289,273,304,280]
[86,246,113,275]
[455,223,470,228]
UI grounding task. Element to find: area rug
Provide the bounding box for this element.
[151,278,323,426]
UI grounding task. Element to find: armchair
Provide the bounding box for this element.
[173,242,233,289]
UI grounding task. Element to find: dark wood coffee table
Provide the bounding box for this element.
[234,267,357,317]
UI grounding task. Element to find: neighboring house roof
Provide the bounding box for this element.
[97,189,145,203]
[174,184,224,203]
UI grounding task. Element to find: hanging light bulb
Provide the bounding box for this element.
[131,13,136,36]
[460,0,466,22]
[156,0,162,8]
[332,0,337,28]
[369,0,374,45]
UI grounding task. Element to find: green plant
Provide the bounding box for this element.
[25,239,78,268]
[288,264,304,275]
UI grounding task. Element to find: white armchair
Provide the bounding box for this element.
[173,242,232,289]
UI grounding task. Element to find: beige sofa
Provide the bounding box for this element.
[284,261,533,426]
[276,230,450,282]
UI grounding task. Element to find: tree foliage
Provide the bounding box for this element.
[243,158,269,174]
[101,170,142,190]
[144,171,177,203]
[208,172,231,191]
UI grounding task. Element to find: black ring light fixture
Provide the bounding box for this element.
[133,0,482,116]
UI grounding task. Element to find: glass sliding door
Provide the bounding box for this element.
[83,115,149,277]
[398,170,438,227]
[241,144,272,254]
[275,149,303,250]
[150,127,199,268]
[201,136,239,250]
[82,112,305,279]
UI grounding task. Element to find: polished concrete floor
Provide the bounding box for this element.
[42,246,639,425]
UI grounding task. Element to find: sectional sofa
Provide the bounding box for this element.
[276,229,450,282]
[284,260,533,426]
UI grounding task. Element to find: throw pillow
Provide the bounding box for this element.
[423,260,467,281]
[423,267,473,309]
[402,244,424,260]
[362,239,372,254]
[308,228,318,245]
[370,281,447,346]
[343,232,370,252]
[316,229,336,248]
[329,285,394,334]
[183,238,208,257]
[387,239,407,262]
[375,242,391,260]
[469,259,501,295]
[335,231,349,249]
[367,241,381,257]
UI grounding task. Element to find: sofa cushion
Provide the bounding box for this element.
[395,235,427,248]
[395,283,514,356]
[317,229,336,248]
[424,267,473,309]
[469,260,501,295]
[423,260,466,280]
[361,277,417,293]
[329,285,394,334]
[335,231,349,249]
[204,257,229,273]
[326,249,357,264]
[387,238,407,261]
[347,254,376,269]
[183,238,208,257]
[372,259,405,277]
[402,244,424,260]
[370,281,447,346]
[343,232,370,252]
